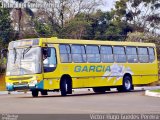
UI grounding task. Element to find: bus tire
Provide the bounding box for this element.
[118,76,132,92]
[32,90,39,97]
[66,79,72,94]
[60,76,72,96]
[41,90,48,96]
[60,78,67,96]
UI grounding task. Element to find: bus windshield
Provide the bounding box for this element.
[6,47,42,76]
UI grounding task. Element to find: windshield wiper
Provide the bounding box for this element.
[13,48,17,63]
[23,46,32,59]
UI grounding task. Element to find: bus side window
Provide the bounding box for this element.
[100,46,114,63]
[138,47,149,63]
[113,46,126,63]
[86,45,100,63]
[71,45,86,63]
[148,47,155,62]
[60,44,71,63]
[126,47,138,63]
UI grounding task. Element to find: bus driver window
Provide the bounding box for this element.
[43,48,57,72]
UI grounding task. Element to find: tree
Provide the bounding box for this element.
[88,10,112,40]
[60,13,91,39]
[13,0,24,37]
[12,0,34,39]
[34,19,53,37]
[38,0,103,28]
[0,3,14,73]
[113,0,160,35]
[0,3,13,49]
[30,0,103,39]
[82,10,132,41]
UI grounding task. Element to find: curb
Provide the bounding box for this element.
[145,90,160,98]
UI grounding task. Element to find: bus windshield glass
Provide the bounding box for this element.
[6,47,42,76]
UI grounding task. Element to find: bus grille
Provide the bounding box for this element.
[13,82,28,85]
[9,77,32,80]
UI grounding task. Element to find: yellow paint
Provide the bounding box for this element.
[44,79,59,90]
[5,38,159,91]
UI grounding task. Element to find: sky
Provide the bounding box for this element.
[101,0,117,11]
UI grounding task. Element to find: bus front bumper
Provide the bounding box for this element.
[6,84,36,91]
[6,80,44,91]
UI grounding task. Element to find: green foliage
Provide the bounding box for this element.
[60,18,91,39]
[115,0,128,17]
[0,4,13,73]
[0,4,14,49]
[113,0,160,34]
[87,10,132,41]
[34,19,53,37]
[88,10,113,40]
[1,0,159,43]
[151,89,160,93]
[0,57,6,73]
[105,25,122,41]
[56,10,132,41]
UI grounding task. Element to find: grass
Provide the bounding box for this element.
[151,89,160,93]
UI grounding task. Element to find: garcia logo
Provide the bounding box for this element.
[74,65,111,72]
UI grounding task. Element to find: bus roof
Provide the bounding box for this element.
[9,37,156,49]
[40,37,156,47]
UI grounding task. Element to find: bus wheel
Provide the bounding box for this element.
[41,90,48,96]
[60,78,67,96]
[66,79,72,94]
[60,76,72,96]
[32,90,39,97]
[118,76,132,92]
[92,87,106,93]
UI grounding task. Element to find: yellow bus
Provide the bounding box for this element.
[5,37,158,97]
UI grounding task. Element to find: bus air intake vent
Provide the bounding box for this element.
[9,77,33,80]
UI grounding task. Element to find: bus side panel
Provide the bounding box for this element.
[134,62,158,85]
[43,79,60,90]
[56,62,158,89]
[71,63,124,88]
[87,77,123,88]
[72,77,85,88]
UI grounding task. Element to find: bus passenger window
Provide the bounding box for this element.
[126,47,138,63]
[148,48,155,62]
[113,46,126,63]
[60,45,71,63]
[43,48,57,72]
[86,45,100,63]
[138,47,149,63]
[71,45,86,63]
[100,46,114,63]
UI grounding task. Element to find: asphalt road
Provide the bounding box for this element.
[0,89,160,114]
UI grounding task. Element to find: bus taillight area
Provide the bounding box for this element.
[5,75,43,91]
